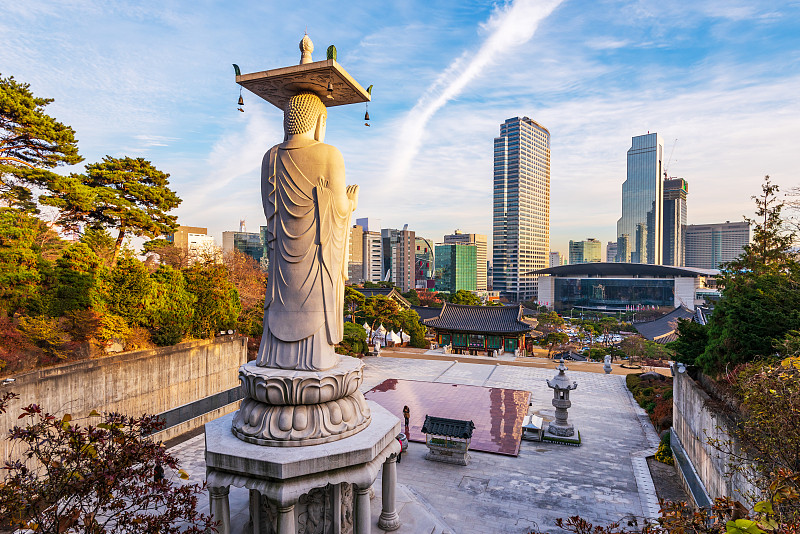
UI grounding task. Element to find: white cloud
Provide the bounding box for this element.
[388,0,564,183]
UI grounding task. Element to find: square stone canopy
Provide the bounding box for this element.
[236,59,371,109]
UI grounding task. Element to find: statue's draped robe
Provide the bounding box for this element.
[256,141,350,371]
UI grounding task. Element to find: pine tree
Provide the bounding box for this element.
[43,156,181,263]
[0,74,82,212]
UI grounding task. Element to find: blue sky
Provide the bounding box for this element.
[2,0,799,256]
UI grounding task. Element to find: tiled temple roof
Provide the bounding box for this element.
[421,415,475,439]
[423,303,532,334]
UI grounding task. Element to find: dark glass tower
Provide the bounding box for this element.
[616,133,663,264]
[662,178,688,266]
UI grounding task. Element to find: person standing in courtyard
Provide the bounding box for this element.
[403,405,410,429]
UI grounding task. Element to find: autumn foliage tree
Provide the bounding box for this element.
[0,393,214,533]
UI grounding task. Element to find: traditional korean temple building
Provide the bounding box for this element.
[424,303,532,355]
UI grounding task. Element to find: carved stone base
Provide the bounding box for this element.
[547,422,575,437]
[239,357,364,405]
[232,393,371,446]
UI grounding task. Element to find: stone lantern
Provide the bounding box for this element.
[546,359,578,437]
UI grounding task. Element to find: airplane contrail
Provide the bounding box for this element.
[389,0,564,182]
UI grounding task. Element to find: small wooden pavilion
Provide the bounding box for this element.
[424,303,532,356]
[421,415,475,466]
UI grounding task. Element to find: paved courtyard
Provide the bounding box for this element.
[170,356,660,533]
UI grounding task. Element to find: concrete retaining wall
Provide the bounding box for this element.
[0,335,246,465]
[672,371,756,506]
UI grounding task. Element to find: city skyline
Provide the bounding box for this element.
[2,0,799,256]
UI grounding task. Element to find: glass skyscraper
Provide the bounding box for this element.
[434,244,477,293]
[492,117,550,302]
[616,133,663,264]
[663,178,688,266]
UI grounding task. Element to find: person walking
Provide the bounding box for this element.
[402,405,410,428]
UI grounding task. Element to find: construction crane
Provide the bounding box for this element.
[664,138,678,179]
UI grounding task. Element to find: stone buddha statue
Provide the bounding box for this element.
[256,91,359,372]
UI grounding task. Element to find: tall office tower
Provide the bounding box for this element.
[434,244,477,293]
[381,226,416,292]
[493,116,550,302]
[548,251,565,268]
[605,242,618,263]
[443,230,487,290]
[685,221,750,269]
[362,231,383,283]
[617,133,664,264]
[568,238,602,264]
[663,178,688,266]
[348,224,364,283]
[615,234,631,263]
[414,236,435,289]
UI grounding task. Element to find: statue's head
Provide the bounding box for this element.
[284,92,328,141]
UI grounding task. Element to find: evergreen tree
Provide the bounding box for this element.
[106,255,152,326]
[0,74,82,212]
[0,208,42,314]
[146,265,195,346]
[51,242,102,316]
[43,156,181,263]
[184,263,241,338]
[699,176,800,374]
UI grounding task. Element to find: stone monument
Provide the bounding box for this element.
[546,359,578,437]
[204,34,401,534]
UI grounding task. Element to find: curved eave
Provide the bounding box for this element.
[529,262,719,278]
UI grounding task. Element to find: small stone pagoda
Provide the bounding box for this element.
[204,34,401,534]
[546,359,578,438]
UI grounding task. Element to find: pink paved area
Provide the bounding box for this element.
[365,379,531,456]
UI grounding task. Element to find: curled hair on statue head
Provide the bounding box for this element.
[284,92,327,135]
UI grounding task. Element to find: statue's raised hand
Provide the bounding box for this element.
[346,184,359,209]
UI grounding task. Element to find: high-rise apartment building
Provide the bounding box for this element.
[548,251,565,268]
[606,241,618,263]
[348,224,364,283]
[381,227,416,292]
[434,244,477,293]
[568,238,602,264]
[617,133,663,264]
[492,116,550,302]
[362,231,382,283]
[663,178,688,266]
[414,236,435,289]
[685,221,750,269]
[443,230,487,291]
